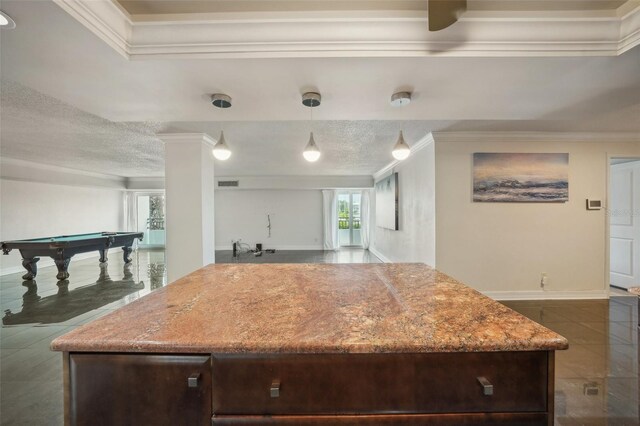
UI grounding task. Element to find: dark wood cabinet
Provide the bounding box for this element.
[64,351,555,426]
[212,352,548,416]
[67,353,211,426]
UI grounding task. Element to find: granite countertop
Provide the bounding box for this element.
[51,263,568,354]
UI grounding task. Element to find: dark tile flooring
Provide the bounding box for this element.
[503,297,639,425]
[0,249,638,425]
[214,248,381,264]
[0,249,167,425]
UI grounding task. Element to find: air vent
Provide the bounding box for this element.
[218,180,239,187]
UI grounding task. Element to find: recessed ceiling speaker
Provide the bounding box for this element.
[211,94,232,109]
[302,92,321,107]
[390,92,411,107]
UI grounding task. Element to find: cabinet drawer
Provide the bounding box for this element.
[69,353,212,426]
[212,352,548,415]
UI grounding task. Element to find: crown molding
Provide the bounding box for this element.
[54,1,640,59]
[0,157,127,189]
[53,0,132,59]
[373,132,435,181]
[431,131,640,143]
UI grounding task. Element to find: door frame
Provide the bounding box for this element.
[605,154,640,296]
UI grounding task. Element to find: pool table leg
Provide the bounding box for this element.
[21,257,39,280]
[54,258,71,280]
[99,249,108,263]
[122,246,133,264]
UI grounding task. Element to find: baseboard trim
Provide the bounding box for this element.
[215,245,324,251]
[368,247,393,264]
[0,247,125,276]
[482,290,609,301]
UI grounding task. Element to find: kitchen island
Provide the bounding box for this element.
[51,263,568,426]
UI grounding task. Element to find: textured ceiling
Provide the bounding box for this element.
[165,121,436,176]
[0,82,164,177]
[0,0,639,178]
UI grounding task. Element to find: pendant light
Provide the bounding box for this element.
[211,94,232,161]
[390,91,412,161]
[302,92,321,162]
[303,132,321,162]
[392,130,411,161]
[212,130,232,161]
[0,11,16,29]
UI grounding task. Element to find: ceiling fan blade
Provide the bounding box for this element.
[428,0,467,31]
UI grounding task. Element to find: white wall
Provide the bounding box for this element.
[0,179,125,274]
[434,135,640,298]
[215,189,323,250]
[370,142,436,265]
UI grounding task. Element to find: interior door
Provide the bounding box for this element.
[610,161,640,289]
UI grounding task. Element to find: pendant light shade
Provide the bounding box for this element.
[303,132,321,162]
[392,130,411,161]
[212,131,232,161]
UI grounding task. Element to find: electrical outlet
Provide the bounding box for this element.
[583,382,599,396]
[540,273,548,289]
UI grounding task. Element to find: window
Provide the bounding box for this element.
[136,193,166,248]
[338,192,362,247]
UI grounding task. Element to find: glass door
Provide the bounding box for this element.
[338,192,362,247]
[136,193,166,248]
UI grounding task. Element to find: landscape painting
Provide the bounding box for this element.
[473,153,569,202]
[375,173,399,230]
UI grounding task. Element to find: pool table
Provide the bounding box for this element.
[1,232,143,280]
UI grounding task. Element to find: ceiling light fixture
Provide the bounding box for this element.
[392,130,411,161]
[390,91,412,160]
[0,11,16,29]
[211,93,232,109]
[302,92,321,163]
[211,93,232,160]
[390,92,411,107]
[212,130,232,161]
[303,132,321,163]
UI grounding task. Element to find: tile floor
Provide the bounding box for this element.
[503,297,639,425]
[214,247,381,264]
[0,249,167,425]
[0,249,638,425]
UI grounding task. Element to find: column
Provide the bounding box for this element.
[159,133,216,283]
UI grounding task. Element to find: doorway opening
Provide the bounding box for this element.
[338,191,362,247]
[609,157,640,292]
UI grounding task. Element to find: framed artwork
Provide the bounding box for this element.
[473,153,569,202]
[375,173,399,230]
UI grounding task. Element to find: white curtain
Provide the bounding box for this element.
[322,190,339,251]
[360,189,371,249]
[124,192,138,232]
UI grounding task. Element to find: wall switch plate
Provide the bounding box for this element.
[540,273,548,288]
[586,199,602,210]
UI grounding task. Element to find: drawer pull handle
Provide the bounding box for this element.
[270,380,281,398]
[188,373,201,388]
[477,376,493,396]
